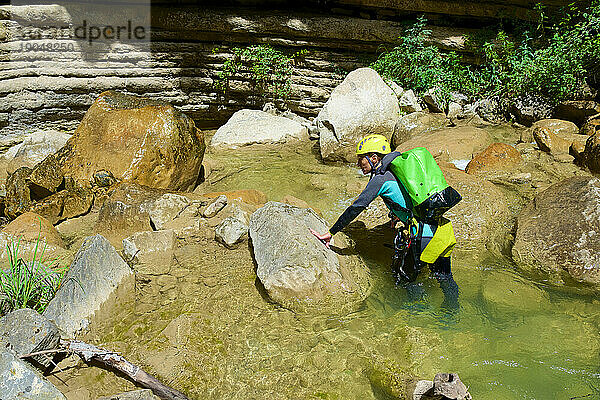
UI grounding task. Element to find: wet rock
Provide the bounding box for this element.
[28,90,205,193]
[210,109,307,148]
[198,189,267,206]
[509,94,553,126]
[148,193,190,230]
[398,89,422,113]
[122,230,175,276]
[397,126,493,162]
[202,194,228,218]
[0,308,60,369]
[43,234,133,338]
[432,373,472,400]
[4,166,32,219]
[316,67,399,162]
[554,100,600,126]
[215,216,249,248]
[29,178,94,225]
[423,88,445,113]
[522,118,579,144]
[95,183,164,247]
[281,194,310,209]
[581,115,600,136]
[6,130,71,175]
[512,176,600,284]
[366,353,416,400]
[93,170,117,187]
[465,143,522,175]
[583,132,600,173]
[2,211,64,248]
[533,126,572,155]
[249,202,371,314]
[0,349,66,400]
[391,111,447,148]
[442,166,512,251]
[98,389,160,400]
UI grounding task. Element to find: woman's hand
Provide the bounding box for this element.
[309,228,332,249]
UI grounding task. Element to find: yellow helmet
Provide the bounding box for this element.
[356,134,391,155]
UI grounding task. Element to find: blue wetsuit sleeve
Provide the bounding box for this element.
[329,175,384,235]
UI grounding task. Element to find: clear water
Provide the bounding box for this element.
[51,136,600,400]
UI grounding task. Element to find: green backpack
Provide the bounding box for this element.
[388,147,461,223]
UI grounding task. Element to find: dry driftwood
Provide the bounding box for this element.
[21,340,190,400]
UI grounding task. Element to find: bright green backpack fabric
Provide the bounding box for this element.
[389,147,449,207]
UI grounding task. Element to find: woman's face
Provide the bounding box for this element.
[357,154,376,174]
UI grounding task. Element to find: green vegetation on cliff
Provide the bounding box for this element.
[371,1,600,104]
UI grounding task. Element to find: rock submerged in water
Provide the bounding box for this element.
[249,202,371,314]
[512,176,600,285]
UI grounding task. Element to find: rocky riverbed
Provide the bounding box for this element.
[1,65,600,400]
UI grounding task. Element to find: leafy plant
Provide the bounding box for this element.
[214,45,306,98]
[0,235,68,316]
[371,1,600,105]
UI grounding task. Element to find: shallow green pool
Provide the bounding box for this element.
[56,135,600,399]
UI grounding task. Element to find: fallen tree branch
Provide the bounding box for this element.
[37,340,191,400]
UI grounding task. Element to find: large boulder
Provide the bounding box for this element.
[509,94,553,126]
[0,308,60,369]
[198,189,267,206]
[27,90,205,194]
[43,234,133,338]
[465,143,522,175]
[316,68,399,162]
[442,166,512,251]
[249,202,371,314]
[397,126,493,163]
[512,176,600,284]
[554,100,600,126]
[210,109,307,147]
[583,132,600,173]
[391,111,447,148]
[521,118,579,144]
[0,349,66,400]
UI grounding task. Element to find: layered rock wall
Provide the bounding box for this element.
[0,1,569,135]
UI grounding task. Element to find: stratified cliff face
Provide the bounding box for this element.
[0,1,569,134]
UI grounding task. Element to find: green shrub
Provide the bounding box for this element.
[0,236,67,316]
[371,1,600,105]
[214,45,306,99]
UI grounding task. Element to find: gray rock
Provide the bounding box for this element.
[43,235,133,338]
[412,380,434,400]
[316,68,399,162]
[509,94,553,127]
[386,80,404,98]
[422,88,445,113]
[432,373,471,400]
[391,112,447,148]
[0,308,60,369]
[449,92,469,106]
[446,102,462,120]
[215,216,249,248]
[0,349,66,400]
[398,89,423,113]
[513,176,600,285]
[202,195,228,218]
[6,130,71,175]
[122,230,175,276]
[249,202,371,313]
[477,97,505,123]
[210,109,307,148]
[97,389,160,400]
[147,193,190,230]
